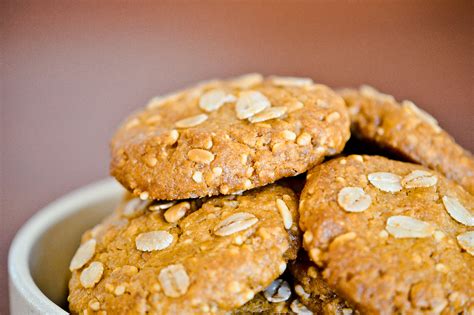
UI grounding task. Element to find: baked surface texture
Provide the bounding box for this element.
[299,155,474,315]
[111,74,350,200]
[340,86,474,195]
[68,184,300,314]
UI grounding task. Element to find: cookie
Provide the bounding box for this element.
[339,86,474,195]
[68,184,301,314]
[289,253,355,315]
[111,74,350,200]
[299,155,474,314]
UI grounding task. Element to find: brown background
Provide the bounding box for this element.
[1,1,473,313]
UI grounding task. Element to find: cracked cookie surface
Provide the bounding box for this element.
[339,86,474,194]
[68,184,300,314]
[111,74,350,200]
[299,155,473,315]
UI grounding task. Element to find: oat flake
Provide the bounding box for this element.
[442,196,474,226]
[270,76,313,87]
[199,89,236,112]
[69,239,96,271]
[337,187,372,212]
[135,231,173,252]
[80,261,104,288]
[367,172,402,193]
[290,299,313,314]
[158,264,190,297]
[386,215,434,238]
[214,212,259,236]
[456,231,474,256]
[229,73,263,89]
[235,91,271,119]
[263,279,291,303]
[401,170,438,188]
[175,114,208,128]
[248,106,287,123]
[276,199,293,229]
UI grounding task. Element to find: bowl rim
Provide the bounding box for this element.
[8,177,123,314]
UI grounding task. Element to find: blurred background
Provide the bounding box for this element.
[1,0,473,312]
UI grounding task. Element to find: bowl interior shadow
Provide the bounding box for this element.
[29,196,119,310]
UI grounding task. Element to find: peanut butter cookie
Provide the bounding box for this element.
[111,74,350,200]
[299,155,473,314]
[339,86,474,194]
[68,184,300,314]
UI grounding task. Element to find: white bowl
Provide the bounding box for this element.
[8,178,125,314]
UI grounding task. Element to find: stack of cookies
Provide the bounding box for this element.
[67,74,473,314]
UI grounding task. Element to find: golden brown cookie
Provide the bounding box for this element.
[289,253,355,315]
[299,155,474,314]
[339,86,474,195]
[111,74,350,200]
[68,184,301,314]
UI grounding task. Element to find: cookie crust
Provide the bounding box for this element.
[340,86,474,195]
[68,184,300,314]
[111,75,350,200]
[299,155,474,314]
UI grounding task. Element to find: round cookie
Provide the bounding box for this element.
[339,86,474,195]
[299,155,474,314]
[68,184,301,314]
[289,253,355,315]
[111,74,350,200]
